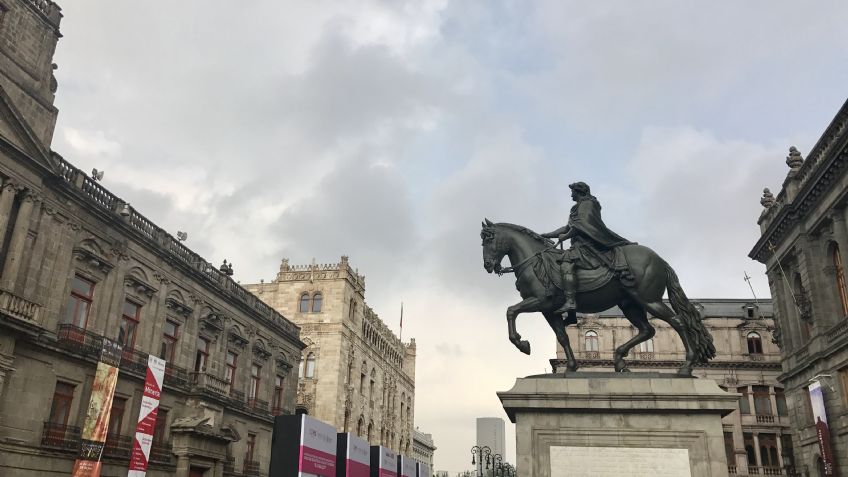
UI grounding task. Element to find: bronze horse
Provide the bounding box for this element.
[480,219,715,376]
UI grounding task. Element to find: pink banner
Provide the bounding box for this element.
[348,459,370,477]
[128,355,165,477]
[300,445,337,476]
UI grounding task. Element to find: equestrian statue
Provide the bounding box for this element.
[480,182,715,376]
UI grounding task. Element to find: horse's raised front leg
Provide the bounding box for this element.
[506,297,543,355]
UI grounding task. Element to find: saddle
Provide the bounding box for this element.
[532,246,633,296]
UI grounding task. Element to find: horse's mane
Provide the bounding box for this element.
[494,222,555,246]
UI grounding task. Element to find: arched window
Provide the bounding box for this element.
[747,332,763,354]
[833,243,848,317]
[639,338,654,353]
[584,331,599,352]
[367,421,373,441]
[360,360,367,393]
[299,293,310,313]
[312,293,323,313]
[369,369,376,399]
[357,416,364,437]
[305,353,316,378]
[349,299,356,320]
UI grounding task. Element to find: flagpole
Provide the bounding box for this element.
[400,302,404,342]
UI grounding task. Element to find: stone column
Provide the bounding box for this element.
[746,386,756,416]
[175,455,190,477]
[753,433,762,469]
[0,182,17,241]
[833,210,848,258]
[769,387,779,419]
[775,433,784,469]
[1,192,35,290]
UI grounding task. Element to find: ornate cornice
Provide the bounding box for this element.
[124,274,158,298]
[72,246,114,275]
[751,100,848,262]
[165,296,193,318]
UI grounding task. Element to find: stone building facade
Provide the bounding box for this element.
[551,299,792,476]
[244,258,417,455]
[412,428,436,470]
[750,99,848,476]
[0,2,304,476]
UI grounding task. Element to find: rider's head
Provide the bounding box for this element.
[569,181,590,200]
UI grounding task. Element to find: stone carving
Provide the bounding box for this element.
[165,296,193,318]
[760,188,775,208]
[481,184,716,376]
[786,146,804,170]
[124,274,158,298]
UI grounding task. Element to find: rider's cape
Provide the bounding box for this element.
[569,195,631,249]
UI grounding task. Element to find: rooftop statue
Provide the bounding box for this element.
[480,182,715,376]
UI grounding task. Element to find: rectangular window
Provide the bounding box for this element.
[153,408,168,444]
[108,397,126,436]
[752,386,772,416]
[159,320,179,362]
[737,387,751,414]
[119,300,141,350]
[194,337,209,372]
[775,388,788,416]
[64,275,94,328]
[273,375,284,414]
[225,351,238,390]
[246,432,257,462]
[49,382,75,425]
[249,364,261,401]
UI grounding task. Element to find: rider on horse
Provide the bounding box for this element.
[541,182,632,318]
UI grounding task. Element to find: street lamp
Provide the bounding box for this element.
[470,446,492,477]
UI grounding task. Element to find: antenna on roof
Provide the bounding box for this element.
[743,271,760,307]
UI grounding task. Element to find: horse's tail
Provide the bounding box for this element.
[665,263,716,363]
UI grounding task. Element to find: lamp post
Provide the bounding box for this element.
[470,446,492,477]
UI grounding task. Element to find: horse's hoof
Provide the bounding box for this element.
[566,363,579,372]
[619,368,631,373]
[517,340,531,355]
[676,367,693,377]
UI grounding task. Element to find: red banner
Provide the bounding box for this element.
[72,339,122,477]
[128,355,166,477]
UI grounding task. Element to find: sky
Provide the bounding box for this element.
[49,1,848,472]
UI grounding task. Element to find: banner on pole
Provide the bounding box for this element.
[72,338,122,477]
[809,381,835,476]
[128,354,166,477]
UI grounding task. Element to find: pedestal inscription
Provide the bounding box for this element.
[550,446,691,477]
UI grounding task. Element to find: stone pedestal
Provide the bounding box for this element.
[498,373,738,477]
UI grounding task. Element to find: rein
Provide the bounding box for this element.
[499,245,557,275]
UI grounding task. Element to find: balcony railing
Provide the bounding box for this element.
[748,466,783,475]
[0,288,42,325]
[248,397,269,413]
[41,421,80,452]
[756,414,775,424]
[121,348,149,375]
[164,363,189,388]
[583,351,600,359]
[103,433,133,460]
[57,323,103,358]
[244,460,261,476]
[190,372,230,397]
[230,389,246,403]
[728,465,737,475]
[150,440,173,464]
[638,352,655,360]
[223,456,236,474]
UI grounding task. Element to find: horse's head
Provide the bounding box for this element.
[480,218,508,273]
